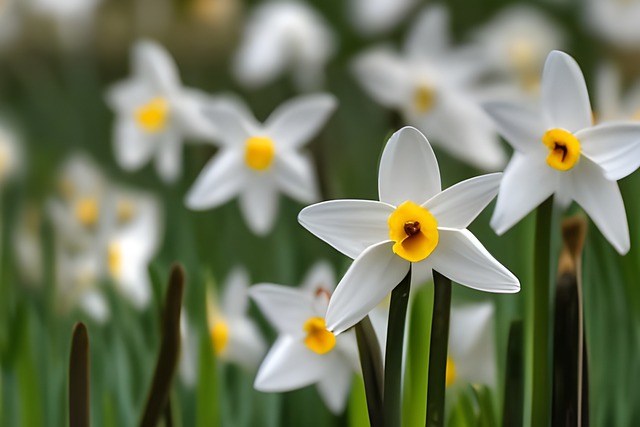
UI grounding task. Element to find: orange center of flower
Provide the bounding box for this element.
[211,320,230,355]
[303,317,336,355]
[542,128,581,171]
[446,356,457,387]
[135,97,170,133]
[414,83,436,113]
[388,201,439,262]
[245,136,275,171]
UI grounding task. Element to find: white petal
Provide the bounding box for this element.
[298,200,393,259]
[349,0,417,35]
[106,79,149,111]
[428,228,519,293]
[254,335,330,392]
[274,151,319,204]
[577,122,640,181]
[78,290,110,324]
[482,101,546,155]
[490,152,557,235]
[326,241,410,334]
[155,131,182,183]
[351,47,412,108]
[171,89,221,140]
[403,5,449,60]
[249,284,315,336]
[225,318,266,371]
[239,174,279,236]
[424,173,502,229]
[316,355,353,414]
[133,40,180,93]
[378,126,441,206]
[301,261,336,294]
[570,158,630,255]
[203,101,258,146]
[265,94,337,150]
[541,51,592,132]
[222,266,250,318]
[113,119,156,170]
[185,149,244,210]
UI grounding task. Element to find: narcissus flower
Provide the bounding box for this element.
[186,94,335,235]
[299,127,519,334]
[206,267,266,370]
[250,262,359,414]
[233,1,335,90]
[351,5,506,170]
[348,0,418,36]
[595,62,640,123]
[584,0,640,49]
[106,40,216,183]
[484,51,640,254]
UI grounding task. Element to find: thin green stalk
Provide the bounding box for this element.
[69,322,90,427]
[384,269,412,427]
[425,271,452,427]
[532,197,553,427]
[355,316,384,427]
[503,320,524,427]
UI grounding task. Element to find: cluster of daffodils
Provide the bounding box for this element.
[48,155,162,322]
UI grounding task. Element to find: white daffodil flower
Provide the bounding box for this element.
[106,40,216,183]
[348,0,418,36]
[233,1,335,90]
[471,4,565,100]
[595,62,640,123]
[179,313,199,388]
[207,267,266,371]
[584,0,640,49]
[250,261,359,414]
[352,5,506,171]
[26,0,102,49]
[446,302,496,389]
[484,51,640,255]
[299,126,519,334]
[186,94,335,236]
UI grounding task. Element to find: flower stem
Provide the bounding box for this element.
[384,269,412,427]
[355,316,384,427]
[425,271,452,427]
[532,197,553,427]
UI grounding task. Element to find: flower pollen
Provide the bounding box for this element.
[245,136,275,171]
[135,97,170,133]
[414,83,436,113]
[303,317,336,355]
[445,356,457,387]
[74,197,99,227]
[388,201,439,263]
[542,128,581,171]
[211,319,230,355]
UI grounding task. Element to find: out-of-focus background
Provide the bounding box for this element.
[2,0,640,425]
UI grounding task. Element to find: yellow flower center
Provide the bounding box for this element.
[414,83,436,113]
[303,317,336,355]
[508,39,536,71]
[211,320,230,355]
[135,97,170,133]
[74,197,99,227]
[445,356,457,387]
[107,242,122,279]
[244,136,275,171]
[388,201,439,263]
[542,128,581,171]
[116,199,136,224]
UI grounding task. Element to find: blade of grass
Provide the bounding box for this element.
[354,315,384,427]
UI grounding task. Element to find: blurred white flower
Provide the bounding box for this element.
[106,40,216,183]
[233,1,335,90]
[186,94,335,235]
[348,0,418,36]
[471,4,565,100]
[26,0,103,48]
[447,302,496,388]
[352,6,506,171]
[484,51,640,255]
[206,267,266,370]
[299,127,519,334]
[179,313,199,388]
[13,204,44,287]
[584,0,640,49]
[250,261,359,414]
[595,62,640,122]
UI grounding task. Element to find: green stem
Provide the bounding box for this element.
[425,271,452,427]
[355,316,384,427]
[384,269,412,427]
[532,197,553,427]
[503,320,524,427]
[69,322,90,427]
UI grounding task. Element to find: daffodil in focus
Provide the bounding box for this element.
[446,302,496,389]
[206,267,265,370]
[186,94,335,235]
[471,4,565,99]
[232,1,335,90]
[106,40,215,183]
[351,5,506,171]
[299,126,519,334]
[348,0,418,36]
[484,51,640,255]
[250,261,359,414]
